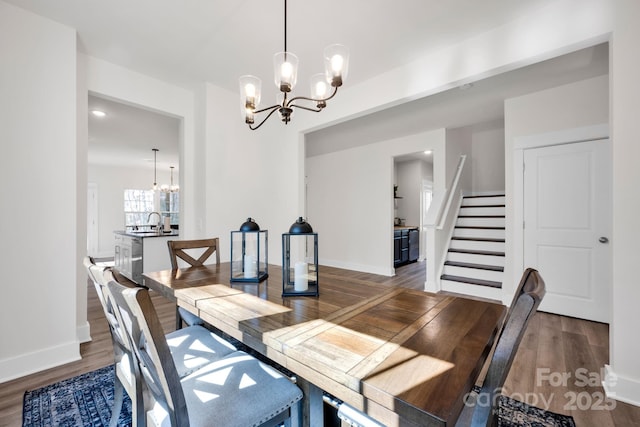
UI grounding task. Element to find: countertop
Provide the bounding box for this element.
[114,230,179,238]
[394,225,418,230]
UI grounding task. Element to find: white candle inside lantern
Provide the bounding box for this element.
[244,254,257,278]
[294,262,308,291]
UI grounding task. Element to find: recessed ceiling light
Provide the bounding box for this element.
[424,150,432,155]
[91,110,106,117]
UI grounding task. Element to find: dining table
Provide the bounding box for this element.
[143,262,506,427]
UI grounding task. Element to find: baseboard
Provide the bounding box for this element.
[77,321,91,344]
[319,259,394,276]
[603,364,640,407]
[0,341,80,383]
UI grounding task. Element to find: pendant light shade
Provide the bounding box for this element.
[324,44,349,87]
[273,52,299,92]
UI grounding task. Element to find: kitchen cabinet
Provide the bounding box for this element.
[114,230,178,284]
[394,227,418,267]
[408,228,419,262]
[394,231,402,265]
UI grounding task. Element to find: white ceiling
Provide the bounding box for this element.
[6,0,608,167]
[88,95,180,169]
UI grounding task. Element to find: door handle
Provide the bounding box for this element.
[599,237,609,244]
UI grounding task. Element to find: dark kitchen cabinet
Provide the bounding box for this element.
[394,227,418,267]
[394,230,402,265]
[408,228,419,261]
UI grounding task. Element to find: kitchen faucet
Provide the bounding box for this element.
[147,211,162,231]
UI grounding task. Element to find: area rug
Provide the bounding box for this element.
[497,395,576,427]
[23,366,575,427]
[23,365,131,427]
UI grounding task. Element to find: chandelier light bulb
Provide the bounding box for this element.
[310,73,329,101]
[330,54,344,74]
[315,81,328,97]
[245,83,256,98]
[281,62,293,79]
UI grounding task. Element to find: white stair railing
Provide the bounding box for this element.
[424,155,466,292]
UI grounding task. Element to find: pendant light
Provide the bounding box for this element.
[151,148,159,191]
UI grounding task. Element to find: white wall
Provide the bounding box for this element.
[608,0,640,407]
[202,83,302,265]
[306,130,445,275]
[0,2,80,381]
[469,119,506,194]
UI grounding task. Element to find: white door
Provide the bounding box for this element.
[523,139,611,323]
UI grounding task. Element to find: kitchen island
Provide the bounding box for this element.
[113,229,179,284]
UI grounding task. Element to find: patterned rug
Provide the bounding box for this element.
[22,366,576,426]
[23,366,131,427]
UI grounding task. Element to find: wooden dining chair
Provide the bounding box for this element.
[167,238,220,328]
[455,268,546,427]
[107,279,303,427]
[167,237,220,269]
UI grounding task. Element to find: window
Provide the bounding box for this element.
[123,189,179,228]
[159,191,179,226]
[124,189,154,227]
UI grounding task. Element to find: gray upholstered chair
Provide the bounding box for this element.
[455,268,546,427]
[167,238,220,328]
[84,256,145,427]
[107,279,303,427]
[84,257,239,426]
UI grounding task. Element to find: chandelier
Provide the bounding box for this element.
[161,166,179,193]
[239,0,349,130]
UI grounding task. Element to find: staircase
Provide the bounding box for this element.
[440,194,505,301]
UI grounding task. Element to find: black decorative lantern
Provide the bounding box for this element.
[282,217,318,296]
[230,218,268,283]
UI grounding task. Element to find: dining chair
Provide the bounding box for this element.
[84,256,145,427]
[107,279,303,427]
[167,238,220,328]
[455,268,546,427]
[85,257,240,426]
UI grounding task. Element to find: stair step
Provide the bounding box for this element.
[457,217,505,228]
[448,248,505,257]
[440,280,504,300]
[460,204,505,208]
[458,206,505,216]
[444,261,504,272]
[449,238,505,252]
[463,194,505,198]
[447,251,505,266]
[455,226,505,230]
[458,215,505,218]
[451,237,505,243]
[461,195,505,206]
[440,274,502,288]
[453,228,505,239]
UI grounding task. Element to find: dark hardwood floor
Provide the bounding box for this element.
[1,260,638,426]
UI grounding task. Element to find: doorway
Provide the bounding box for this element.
[88,94,181,258]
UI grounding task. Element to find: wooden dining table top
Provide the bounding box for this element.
[143,262,506,427]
